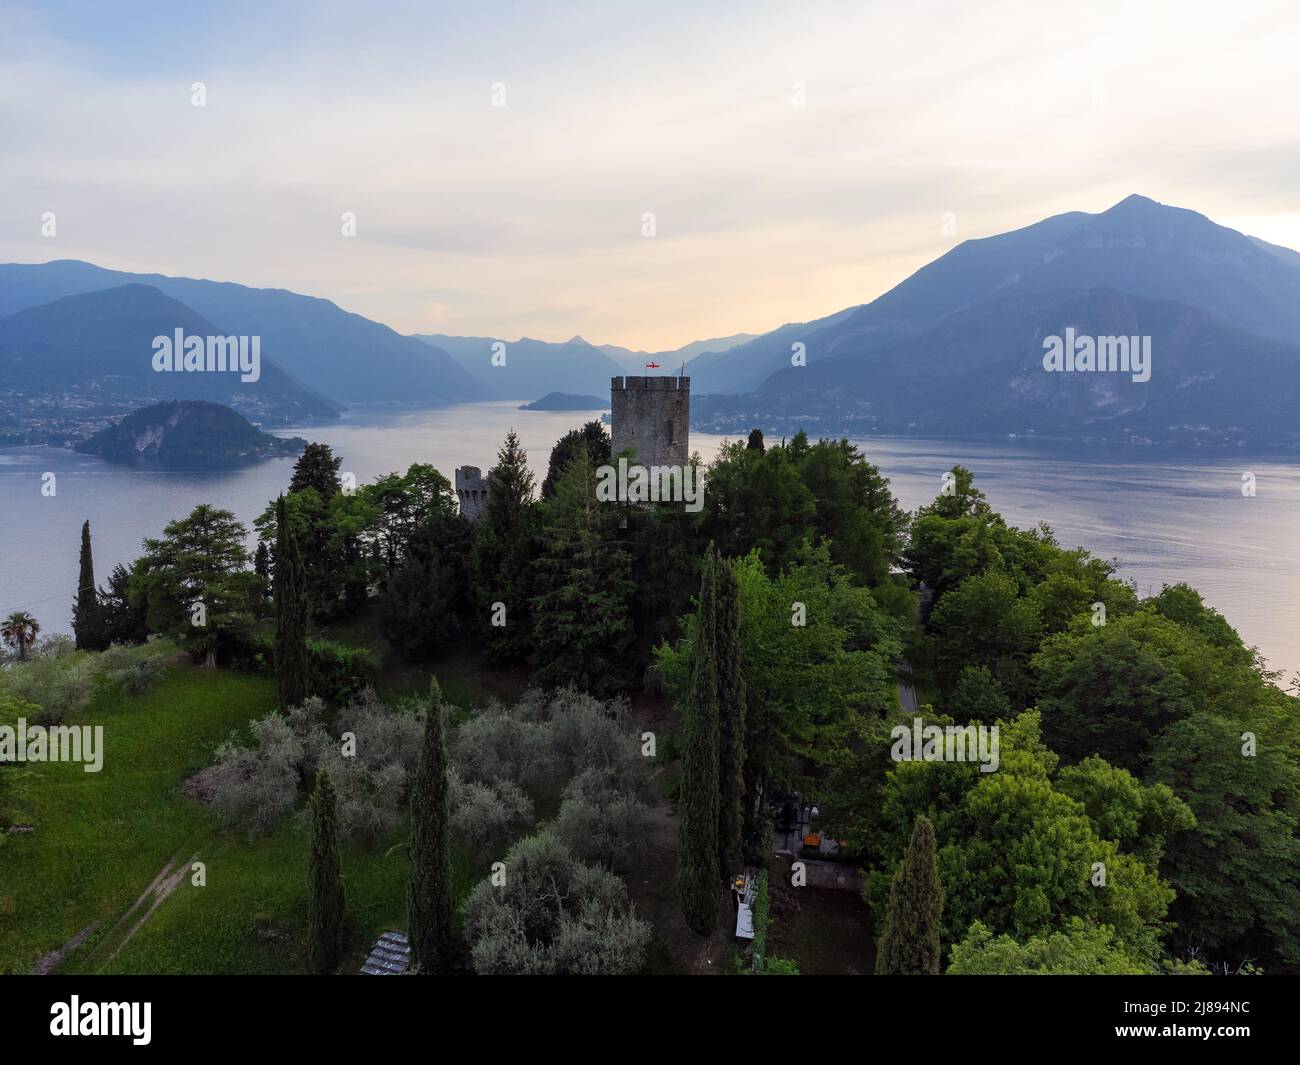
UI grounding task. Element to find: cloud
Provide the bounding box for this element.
[3,0,1299,349]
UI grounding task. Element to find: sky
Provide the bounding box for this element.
[2,0,1299,351]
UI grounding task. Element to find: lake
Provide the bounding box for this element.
[1,402,1296,683]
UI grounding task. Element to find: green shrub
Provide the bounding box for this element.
[306,638,380,703]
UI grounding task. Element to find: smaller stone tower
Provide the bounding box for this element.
[455,465,489,522]
[610,375,690,467]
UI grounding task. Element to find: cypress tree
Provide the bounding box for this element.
[677,547,721,935]
[307,768,346,973]
[715,556,747,874]
[73,520,104,651]
[876,814,943,975]
[273,495,309,709]
[408,677,453,973]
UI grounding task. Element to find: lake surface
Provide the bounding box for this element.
[1,402,1297,683]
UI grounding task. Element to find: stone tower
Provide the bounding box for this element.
[610,375,690,467]
[455,465,489,521]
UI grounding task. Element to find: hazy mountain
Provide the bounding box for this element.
[416,333,626,399]
[598,332,759,371]
[0,284,341,424]
[0,260,488,405]
[696,286,1300,447]
[691,195,1300,397]
[519,392,608,411]
[75,400,306,469]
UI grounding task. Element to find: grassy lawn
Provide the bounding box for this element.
[1,660,480,975]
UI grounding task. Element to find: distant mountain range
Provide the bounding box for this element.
[5,195,1300,449]
[690,195,1300,447]
[416,332,755,398]
[0,259,487,406]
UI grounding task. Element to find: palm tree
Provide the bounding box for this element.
[1,611,41,661]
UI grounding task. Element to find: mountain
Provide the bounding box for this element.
[695,285,1300,447]
[598,332,759,371]
[416,334,625,399]
[75,400,306,469]
[519,392,608,411]
[0,284,341,430]
[0,260,488,405]
[690,195,1300,397]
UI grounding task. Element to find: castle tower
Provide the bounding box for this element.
[455,465,489,521]
[610,375,690,467]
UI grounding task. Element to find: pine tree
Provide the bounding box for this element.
[528,441,635,695]
[677,548,721,935]
[470,429,538,663]
[876,814,943,975]
[289,442,343,498]
[715,555,747,874]
[408,678,453,973]
[72,520,105,651]
[307,768,346,974]
[273,494,309,709]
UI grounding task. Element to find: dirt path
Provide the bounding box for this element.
[33,851,198,974]
[102,851,197,963]
[31,922,99,975]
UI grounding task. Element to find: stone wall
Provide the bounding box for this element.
[455,465,489,522]
[610,375,690,468]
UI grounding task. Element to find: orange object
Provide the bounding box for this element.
[804,832,821,847]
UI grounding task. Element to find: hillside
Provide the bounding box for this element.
[74,400,307,469]
[0,260,488,405]
[0,285,341,436]
[695,286,1300,447]
[688,195,1300,401]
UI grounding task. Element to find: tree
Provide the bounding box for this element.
[290,442,343,498]
[273,495,309,709]
[529,441,635,694]
[463,831,651,974]
[542,420,611,499]
[72,521,105,651]
[1,612,40,661]
[133,503,260,661]
[715,556,746,873]
[948,665,1011,723]
[657,544,902,813]
[876,814,943,974]
[408,679,453,974]
[378,509,470,660]
[99,563,147,645]
[746,428,765,451]
[928,569,1042,704]
[702,439,816,574]
[307,768,346,974]
[947,920,1202,976]
[471,430,538,664]
[677,549,721,935]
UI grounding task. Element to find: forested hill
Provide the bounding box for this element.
[75,400,306,469]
